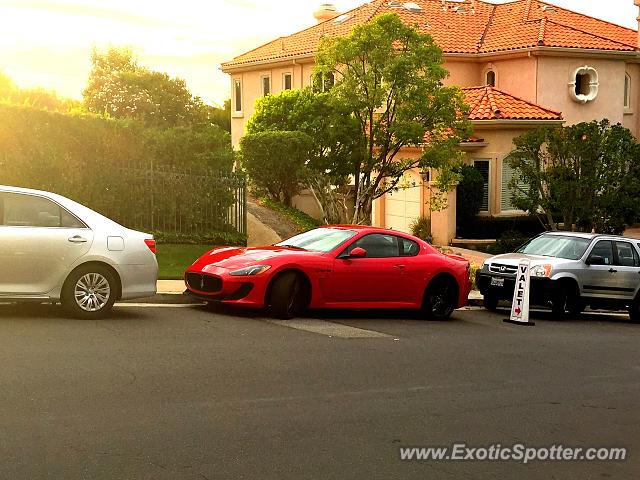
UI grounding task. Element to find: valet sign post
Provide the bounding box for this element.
[504,260,536,327]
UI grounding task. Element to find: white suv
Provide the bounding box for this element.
[477,232,640,321]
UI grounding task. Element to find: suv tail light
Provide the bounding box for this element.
[144,239,157,254]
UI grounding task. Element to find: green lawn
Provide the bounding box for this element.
[156,244,218,280]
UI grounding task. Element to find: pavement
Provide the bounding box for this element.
[0,303,637,479]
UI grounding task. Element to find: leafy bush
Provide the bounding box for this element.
[0,104,243,240]
[259,197,322,233]
[410,216,432,242]
[486,230,529,255]
[240,131,312,206]
[152,231,247,246]
[456,165,485,228]
[457,215,545,239]
[469,263,481,290]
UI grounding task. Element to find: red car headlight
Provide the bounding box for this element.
[229,265,272,276]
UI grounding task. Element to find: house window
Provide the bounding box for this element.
[283,73,292,90]
[261,76,271,96]
[569,66,598,103]
[501,158,525,212]
[473,160,490,212]
[312,72,335,92]
[233,79,242,113]
[486,70,496,87]
[624,73,631,109]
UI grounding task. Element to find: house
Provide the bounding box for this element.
[221,0,640,244]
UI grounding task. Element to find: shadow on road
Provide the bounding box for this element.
[0,303,149,321]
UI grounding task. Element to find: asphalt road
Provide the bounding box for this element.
[0,302,638,479]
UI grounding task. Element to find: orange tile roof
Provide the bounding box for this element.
[462,86,563,120]
[222,0,638,69]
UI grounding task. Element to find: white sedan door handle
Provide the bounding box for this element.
[68,235,88,243]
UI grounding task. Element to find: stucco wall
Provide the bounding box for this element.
[443,60,481,87]
[488,57,538,104]
[536,56,630,128]
[230,60,315,148]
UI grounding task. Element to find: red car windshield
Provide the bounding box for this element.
[276,228,358,253]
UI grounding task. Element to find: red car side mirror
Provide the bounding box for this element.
[349,247,367,258]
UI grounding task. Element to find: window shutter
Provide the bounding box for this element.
[501,159,525,212]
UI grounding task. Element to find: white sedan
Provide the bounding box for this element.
[0,185,158,318]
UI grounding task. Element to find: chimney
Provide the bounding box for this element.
[314,3,339,23]
[635,0,640,49]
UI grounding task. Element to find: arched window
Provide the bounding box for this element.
[624,73,631,109]
[486,70,496,87]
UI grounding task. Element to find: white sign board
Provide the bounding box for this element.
[504,259,535,326]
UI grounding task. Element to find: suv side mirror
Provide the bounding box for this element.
[586,255,605,266]
[348,247,367,258]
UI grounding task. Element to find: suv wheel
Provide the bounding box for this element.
[551,285,569,316]
[630,297,640,323]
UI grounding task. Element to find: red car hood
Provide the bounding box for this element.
[191,246,316,271]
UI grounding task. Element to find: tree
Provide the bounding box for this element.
[240,131,313,206]
[508,120,640,233]
[83,47,209,128]
[0,72,80,113]
[315,13,470,223]
[246,88,362,222]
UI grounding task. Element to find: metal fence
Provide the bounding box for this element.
[96,164,247,238]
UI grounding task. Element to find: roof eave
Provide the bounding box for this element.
[472,119,565,126]
[221,53,316,73]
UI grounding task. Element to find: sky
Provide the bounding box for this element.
[0,0,638,106]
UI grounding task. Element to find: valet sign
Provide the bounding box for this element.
[504,260,535,327]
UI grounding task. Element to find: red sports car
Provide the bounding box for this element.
[185,226,471,319]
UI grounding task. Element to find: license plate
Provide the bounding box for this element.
[490,277,505,287]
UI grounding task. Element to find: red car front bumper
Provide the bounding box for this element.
[184,266,269,308]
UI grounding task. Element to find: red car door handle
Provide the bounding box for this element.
[394,265,405,270]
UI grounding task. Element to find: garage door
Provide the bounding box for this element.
[384,172,422,234]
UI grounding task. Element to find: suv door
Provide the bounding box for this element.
[582,240,624,300]
[0,192,94,295]
[611,240,640,301]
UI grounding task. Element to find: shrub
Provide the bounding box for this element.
[486,230,529,255]
[152,231,247,246]
[240,131,312,206]
[410,216,432,242]
[456,165,485,229]
[457,215,546,239]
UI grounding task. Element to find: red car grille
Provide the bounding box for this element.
[186,273,222,293]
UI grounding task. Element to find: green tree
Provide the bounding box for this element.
[240,131,313,206]
[246,88,362,222]
[83,47,208,128]
[315,13,470,223]
[0,72,80,113]
[508,120,640,233]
